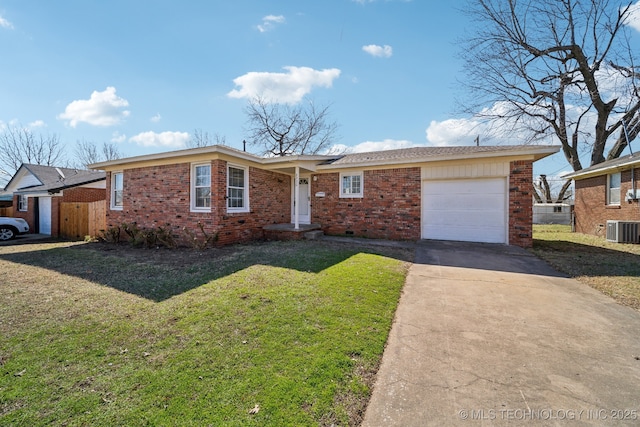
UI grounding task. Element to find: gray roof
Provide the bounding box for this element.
[8,164,105,193]
[565,153,640,180]
[322,145,556,166]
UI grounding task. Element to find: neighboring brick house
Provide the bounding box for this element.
[566,154,640,240]
[3,164,106,236]
[91,144,557,248]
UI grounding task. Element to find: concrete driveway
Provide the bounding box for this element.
[363,241,640,426]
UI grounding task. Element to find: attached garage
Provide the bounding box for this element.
[422,177,508,244]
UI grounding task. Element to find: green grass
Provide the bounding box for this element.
[0,240,412,426]
[532,224,640,310]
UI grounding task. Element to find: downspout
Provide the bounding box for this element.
[622,120,637,202]
[294,166,300,230]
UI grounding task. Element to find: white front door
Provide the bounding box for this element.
[293,177,311,224]
[38,196,52,235]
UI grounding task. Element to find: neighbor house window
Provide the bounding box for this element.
[339,172,364,198]
[191,163,211,211]
[607,172,621,205]
[111,172,124,210]
[17,195,28,212]
[227,164,249,212]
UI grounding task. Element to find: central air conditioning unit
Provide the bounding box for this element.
[606,220,640,243]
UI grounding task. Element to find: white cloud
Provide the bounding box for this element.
[426,118,485,146]
[362,44,393,58]
[28,120,46,128]
[150,113,162,123]
[257,14,285,32]
[129,131,190,148]
[58,87,130,127]
[626,1,640,31]
[111,131,126,143]
[227,66,341,104]
[328,139,421,154]
[0,15,14,30]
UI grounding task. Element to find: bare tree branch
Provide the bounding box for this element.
[0,124,66,180]
[244,97,339,156]
[460,0,640,171]
[75,140,123,169]
[187,129,227,148]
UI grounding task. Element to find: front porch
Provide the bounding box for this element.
[263,223,323,241]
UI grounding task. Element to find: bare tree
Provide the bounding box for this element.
[186,129,227,148]
[244,97,339,156]
[460,0,640,171]
[75,140,122,168]
[0,124,66,182]
[533,175,573,203]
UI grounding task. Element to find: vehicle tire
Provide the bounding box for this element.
[0,226,16,241]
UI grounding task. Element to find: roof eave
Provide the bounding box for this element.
[89,145,264,170]
[565,157,640,180]
[316,146,560,170]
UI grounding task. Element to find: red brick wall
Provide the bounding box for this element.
[311,167,421,240]
[105,161,291,246]
[509,160,534,248]
[62,187,105,203]
[13,195,34,233]
[12,195,62,236]
[574,169,640,237]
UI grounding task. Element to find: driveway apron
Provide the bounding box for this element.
[363,240,640,426]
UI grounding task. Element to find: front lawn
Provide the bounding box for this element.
[0,240,412,426]
[532,224,640,310]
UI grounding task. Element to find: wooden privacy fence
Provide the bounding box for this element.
[0,207,13,217]
[60,200,106,240]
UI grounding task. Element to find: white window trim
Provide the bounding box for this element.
[339,171,364,198]
[110,171,124,211]
[607,172,621,205]
[227,164,250,213]
[17,195,28,212]
[190,162,212,213]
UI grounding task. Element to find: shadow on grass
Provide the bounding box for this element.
[532,239,640,278]
[0,239,414,302]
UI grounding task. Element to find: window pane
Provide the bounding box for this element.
[114,173,123,191]
[196,187,211,208]
[342,176,351,194]
[229,167,244,188]
[228,188,244,208]
[351,175,361,194]
[114,190,123,207]
[195,165,210,186]
[609,173,621,189]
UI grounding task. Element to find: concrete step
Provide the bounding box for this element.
[304,230,324,240]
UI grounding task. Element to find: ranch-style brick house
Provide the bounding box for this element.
[566,153,640,241]
[89,144,558,248]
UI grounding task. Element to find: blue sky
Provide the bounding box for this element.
[1,0,639,184]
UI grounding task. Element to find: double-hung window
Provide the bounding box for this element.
[17,195,28,212]
[111,172,124,210]
[191,163,211,211]
[607,172,621,205]
[340,172,364,198]
[227,165,249,212]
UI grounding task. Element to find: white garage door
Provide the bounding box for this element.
[422,178,507,244]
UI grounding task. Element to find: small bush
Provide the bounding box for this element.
[101,226,122,243]
[183,222,219,250]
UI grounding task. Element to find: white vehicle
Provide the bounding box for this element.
[0,217,30,241]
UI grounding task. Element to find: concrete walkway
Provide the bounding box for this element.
[363,240,640,426]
